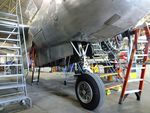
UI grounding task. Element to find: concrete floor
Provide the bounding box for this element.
[1,66,150,113]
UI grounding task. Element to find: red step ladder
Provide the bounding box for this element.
[119,24,150,104]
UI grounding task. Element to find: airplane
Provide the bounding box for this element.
[2,0,150,111]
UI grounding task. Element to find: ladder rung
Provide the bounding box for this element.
[0,64,22,67]
[100,73,118,77]
[0,95,29,105]
[0,83,25,90]
[136,58,143,60]
[135,54,148,57]
[0,92,24,98]
[125,90,141,94]
[87,60,109,64]
[0,12,17,17]
[0,55,21,57]
[0,30,19,35]
[0,23,18,28]
[0,17,18,23]
[138,40,148,43]
[0,95,26,104]
[0,46,20,49]
[128,79,143,83]
[0,38,19,42]
[103,65,113,68]
[120,50,128,52]
[131,67,145,70]
[94,49,103,51]
[145,62,150,64]
[87,59,104,62]
[0,20,18,26]
[0,74,23,78]
[94,54,107,56]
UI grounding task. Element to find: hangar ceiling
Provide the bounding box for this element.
[0,0,34,24]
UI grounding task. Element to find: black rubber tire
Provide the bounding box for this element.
[75,73,105,110]
[64,81,67,85]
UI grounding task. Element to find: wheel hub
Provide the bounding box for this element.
[82,90,86,95]
[77,81,93,104]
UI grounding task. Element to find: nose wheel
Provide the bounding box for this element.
[75,73,105,110]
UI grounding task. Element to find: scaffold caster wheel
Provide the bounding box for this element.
[64,81,67,85]
[20,100,26,106]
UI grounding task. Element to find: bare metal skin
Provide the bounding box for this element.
[25,0,150,66]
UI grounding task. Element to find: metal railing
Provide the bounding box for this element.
[0,0,29,75]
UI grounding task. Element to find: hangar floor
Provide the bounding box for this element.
[1,66,150,113]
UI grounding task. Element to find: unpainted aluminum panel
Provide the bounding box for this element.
[33,29,46,48]
[28,0,150,48]
[25,0,150,66]
[36,42,73,66]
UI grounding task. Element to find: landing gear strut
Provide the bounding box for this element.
[71,42,105,110]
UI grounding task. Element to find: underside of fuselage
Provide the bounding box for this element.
[26,0,150,67]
